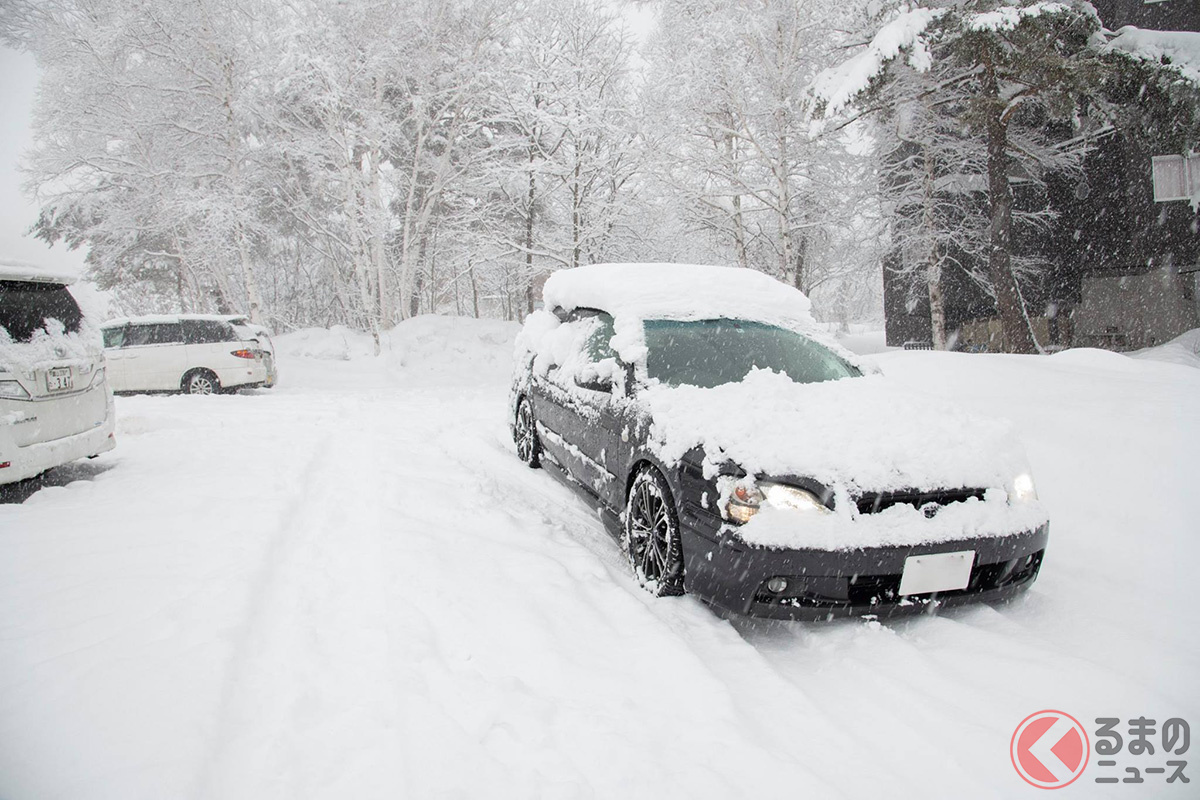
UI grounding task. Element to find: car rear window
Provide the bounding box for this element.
[183,319,236,344]
[0,280,84,342]
[126,323,183,346]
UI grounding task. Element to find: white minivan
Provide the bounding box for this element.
[101,315,269,394]
[1,262,116,485]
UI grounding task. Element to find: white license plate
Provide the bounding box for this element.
[47,367,74,393]
[899,550,976,596]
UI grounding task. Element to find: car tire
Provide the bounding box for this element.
[624,466,685,597]
[183,369,220,395]
[514,397,541,468]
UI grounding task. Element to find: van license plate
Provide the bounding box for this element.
[899,550,975,596]
[47,367,73,393]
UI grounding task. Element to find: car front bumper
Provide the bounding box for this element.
[680,522,1049,620]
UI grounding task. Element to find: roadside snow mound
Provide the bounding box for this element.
[537,263,860,367]
[387,315,517,380]
[276,316,519,385]
[275,325,377,361]
[1133,329,1200,369]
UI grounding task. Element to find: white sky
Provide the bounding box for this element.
[0,46,88,277]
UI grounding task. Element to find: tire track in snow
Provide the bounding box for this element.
[191,409,349,800]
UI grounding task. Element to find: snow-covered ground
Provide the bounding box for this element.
[2,317,1197,799]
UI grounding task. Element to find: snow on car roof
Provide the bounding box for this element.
[0,259,78,285]
[101,314,242,328]
[540,263,853,365]
[544,263,817,327]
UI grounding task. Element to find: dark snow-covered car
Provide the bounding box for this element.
[510,263,1048,619]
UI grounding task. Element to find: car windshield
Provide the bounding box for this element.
[643,318,859,389]
[0,280,84,342]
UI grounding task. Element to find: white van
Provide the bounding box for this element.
[101,315,269,394]
[1,262,116,485]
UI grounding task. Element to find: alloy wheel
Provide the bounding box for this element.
[188,374,215,395]
[625,470,683,595]
[514,399,539,467]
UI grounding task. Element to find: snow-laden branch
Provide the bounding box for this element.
[1104,26,1200,87]
[812,7,946,115]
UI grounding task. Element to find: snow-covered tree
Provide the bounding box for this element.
[815,0,1200,353]
[645,0,879,306]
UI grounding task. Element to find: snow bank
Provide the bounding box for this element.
[1132,328,1200,369]
[1106,26,1200,87]
[275,316,519,388]
[275,325,378,361]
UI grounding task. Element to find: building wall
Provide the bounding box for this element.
[1073,271,1199,350]
[1091,0,1200,31]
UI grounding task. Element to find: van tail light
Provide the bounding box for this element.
[0,462,10,469]
[231,349,256,359]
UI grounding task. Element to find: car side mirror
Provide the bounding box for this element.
[575,375,613,393]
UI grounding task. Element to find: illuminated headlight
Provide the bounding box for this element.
[1011,473,1038,503]
[727,480,831,524]
[0,379,30,400]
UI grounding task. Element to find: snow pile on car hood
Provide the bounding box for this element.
[539,263,861,368]
[642,369,1047,547]
[642,368,1033,494]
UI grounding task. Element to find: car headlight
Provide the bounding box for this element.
[1011,473,1038,503]
[727,480,831,523]
[0,379,30,400]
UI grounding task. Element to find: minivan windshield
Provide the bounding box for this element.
[0,280,84,342]
[643,318,859,388]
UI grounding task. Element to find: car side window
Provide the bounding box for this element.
[584,313,617,363]
[183,320,234,344]
[102,327,126,348]
[126,323,183,346]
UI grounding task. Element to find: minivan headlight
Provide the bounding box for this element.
[727,480,831,523]
[0,379,30,400]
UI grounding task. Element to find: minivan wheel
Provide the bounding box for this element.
[624,466,685,597]
[183,370,220,395]
[514,397,541,468]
